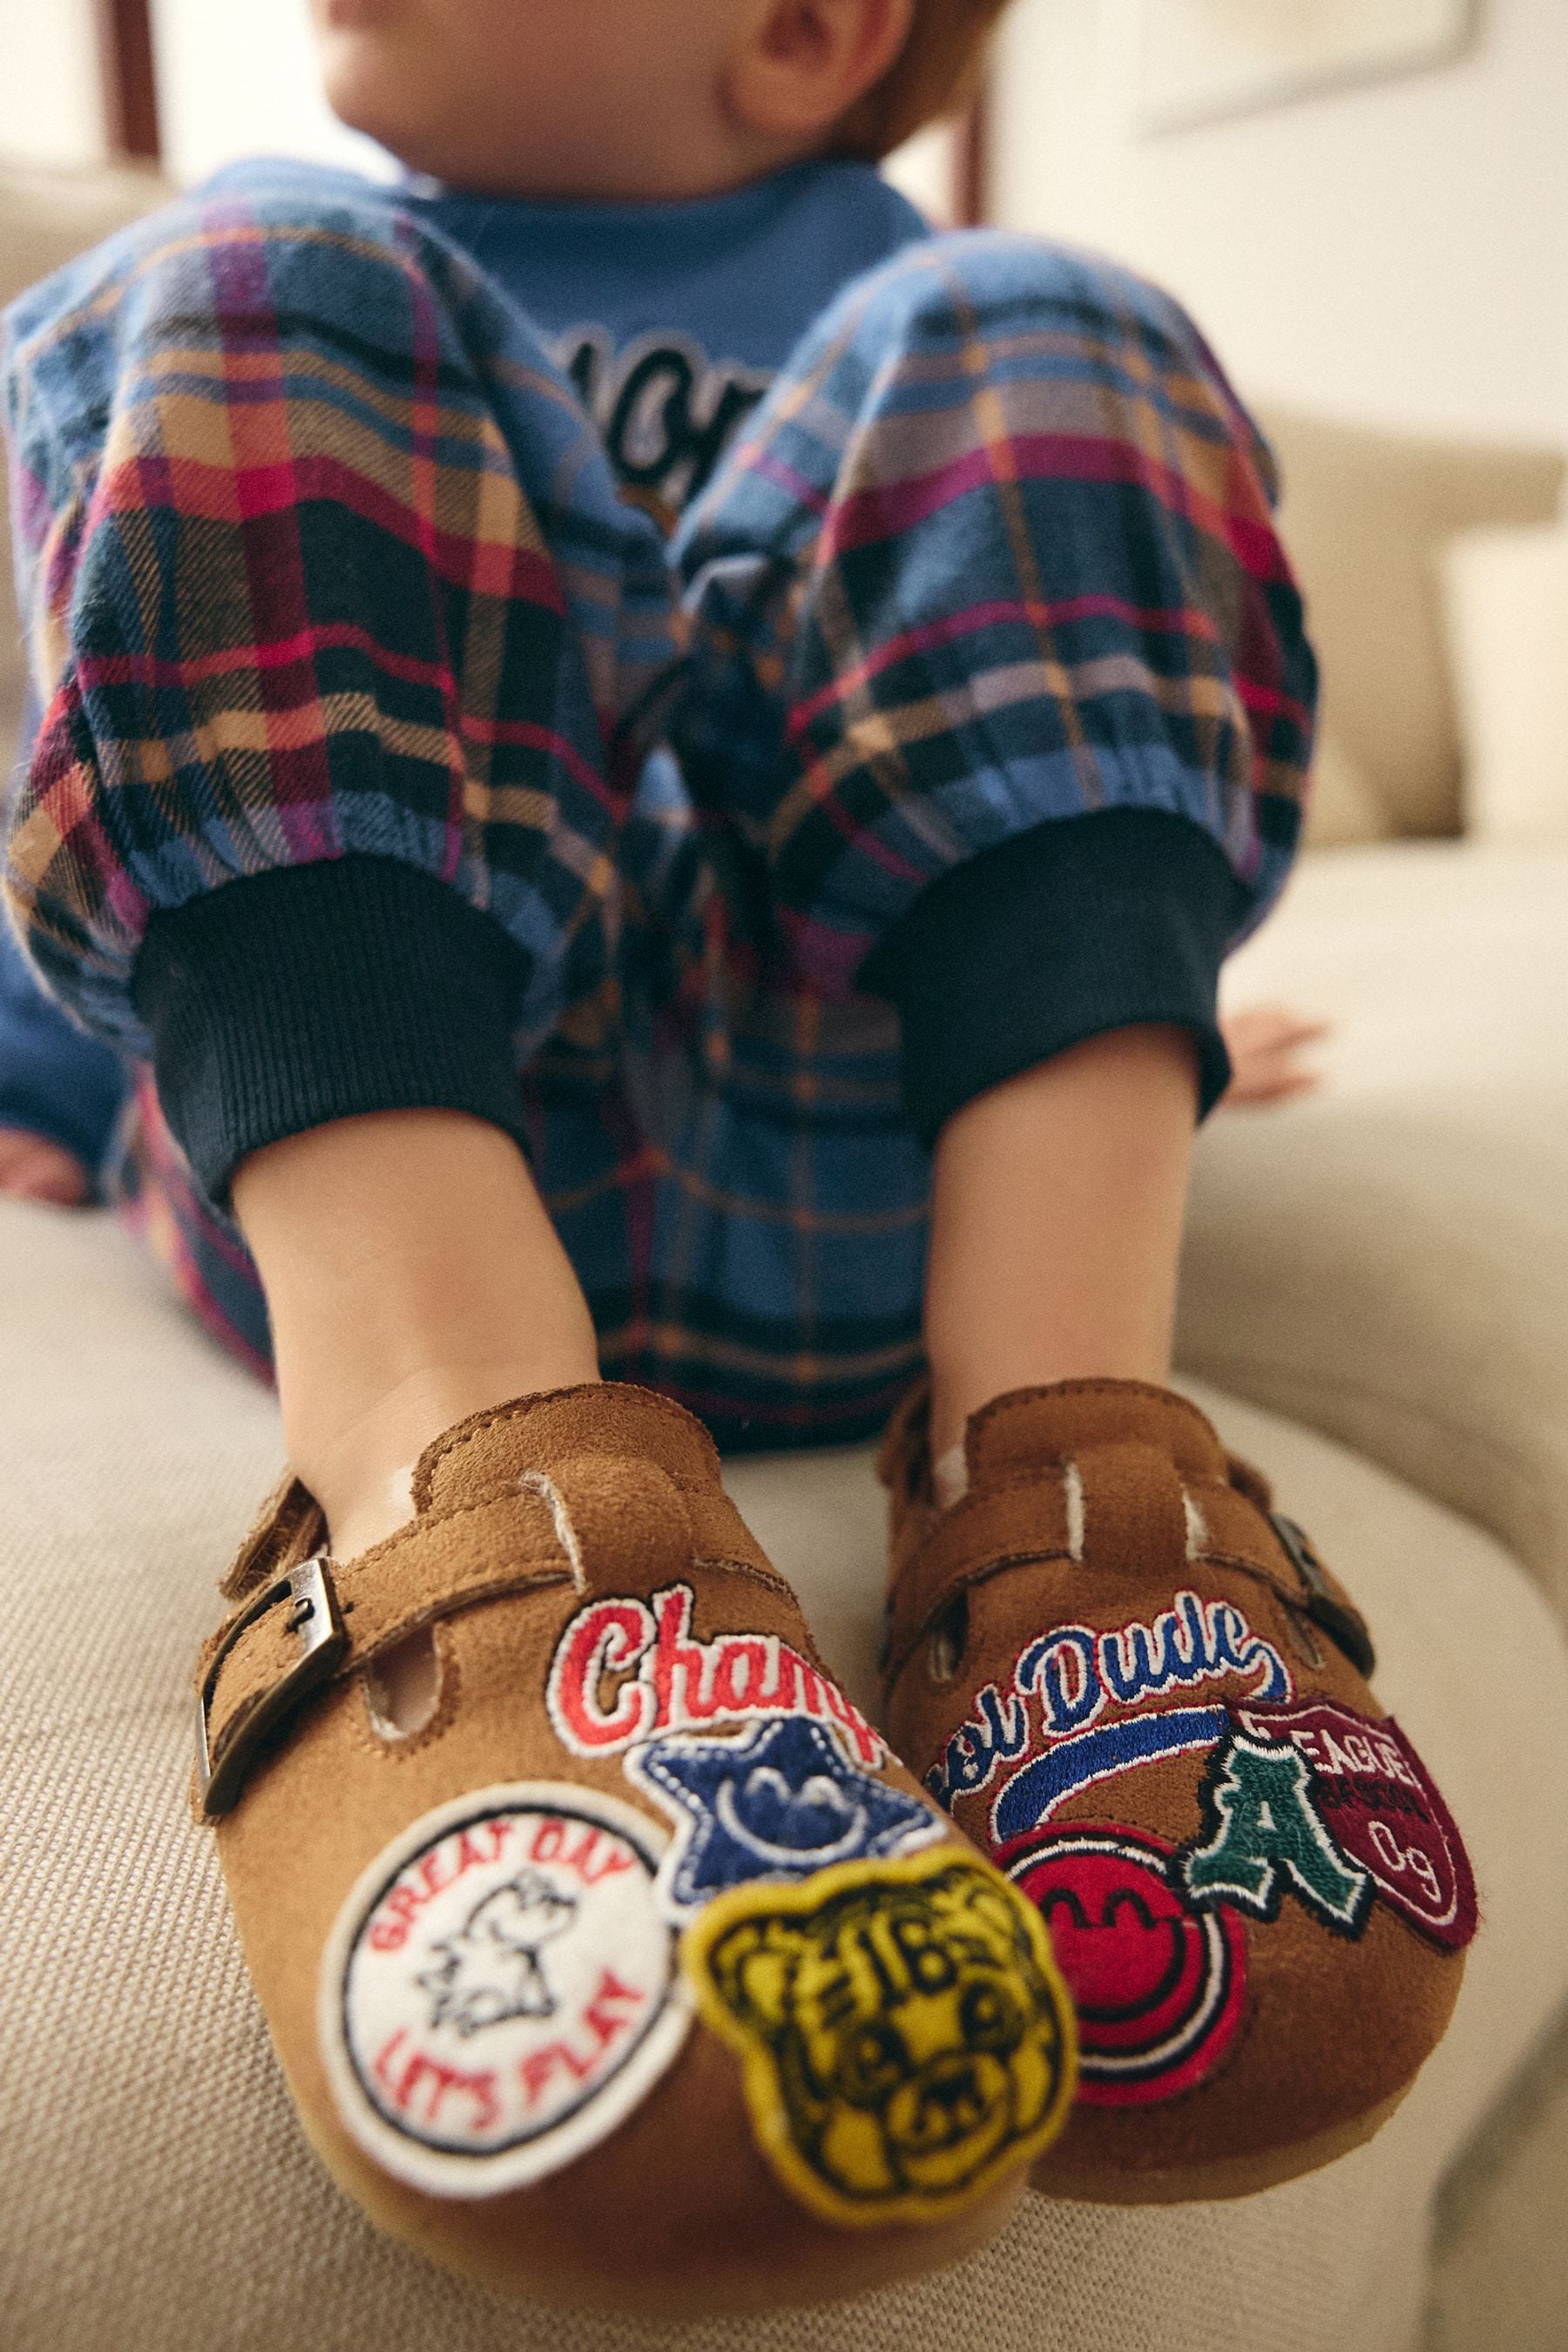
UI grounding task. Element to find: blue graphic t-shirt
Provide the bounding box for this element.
[405,161,931,509]
[0,160,933,1166]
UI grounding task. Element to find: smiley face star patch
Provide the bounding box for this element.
[625,1717,945,1917]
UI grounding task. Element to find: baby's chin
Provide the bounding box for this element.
[317,72,594,199]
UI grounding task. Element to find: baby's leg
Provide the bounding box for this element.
[4,178,678,1542]
[923,1023,1197,1460]
[672,233,1315,1447]
[234,1107,597,1557]
[2,194,1082,2290]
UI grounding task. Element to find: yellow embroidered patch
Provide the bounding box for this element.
[683,1847,1078,2228]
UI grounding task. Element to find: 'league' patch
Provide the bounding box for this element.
[998,1823,1247,2105]
[627,1717,945,1916]
[1233,1700,1478,1950]
[319,1785,692,2198]
[683,1850,1077,2227]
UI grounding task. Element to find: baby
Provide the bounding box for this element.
[1,0,1470,2317]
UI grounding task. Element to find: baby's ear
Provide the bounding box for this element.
[705,1917,805,2038]
[727,0,916,148]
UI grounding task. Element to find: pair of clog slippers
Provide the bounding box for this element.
[194,1379,1475,2315]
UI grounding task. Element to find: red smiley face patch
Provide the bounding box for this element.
[999,1823,1247,2106]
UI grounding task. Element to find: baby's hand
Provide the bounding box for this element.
[1219,1005,1332,1110]
[0,1125,92,1206]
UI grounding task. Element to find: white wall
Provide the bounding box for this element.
[991,0,1568,449]
[148,0,393,186]
[884,121,961,226]
[0,0,104,167]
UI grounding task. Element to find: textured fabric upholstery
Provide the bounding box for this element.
[1257,409,1565,845]
[1185,843,1568,1613]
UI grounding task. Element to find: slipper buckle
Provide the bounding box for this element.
[196,1556,347,1819]
[1269,1511,1377,1678]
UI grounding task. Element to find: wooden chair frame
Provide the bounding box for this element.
[96,0,161,162]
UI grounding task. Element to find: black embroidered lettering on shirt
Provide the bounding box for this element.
[555,327,771,508]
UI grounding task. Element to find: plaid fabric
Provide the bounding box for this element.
[3,181,1315,1448]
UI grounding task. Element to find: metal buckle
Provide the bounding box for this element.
[195,1557,347,1819]
[1269,1511,1377,1679]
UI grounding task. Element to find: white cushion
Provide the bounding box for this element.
[1441,524,1568,846]
[1256,409,1565,841]
[3,1196,1566,2352]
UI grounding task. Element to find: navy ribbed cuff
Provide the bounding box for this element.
[861,808,1240,1147]
[133,857,531,1202]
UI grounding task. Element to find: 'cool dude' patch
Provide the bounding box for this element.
[319,1785,692,2197]
[625,1717,945,1916]
[926,1589,1294,1819]
[683,1850,1077,2227]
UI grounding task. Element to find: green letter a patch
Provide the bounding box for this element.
[1183,1735,1370,1935]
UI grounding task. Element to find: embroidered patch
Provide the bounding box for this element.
[319,1784,691,2198]
[998,1823,1247,2105]
[925,1590,1293,1814]
[683,1850,1077,2227]
[547,1580,884,1766]
[626,1717,945,1916]
[990,1703,1230,1845]
[1183,1734,1373,1936]
[1236,1700,1477,1950]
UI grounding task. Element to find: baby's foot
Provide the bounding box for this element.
[880,1377,1477,2201]
[0,1126,91,1206]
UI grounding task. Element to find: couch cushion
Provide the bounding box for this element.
[1186,841,1568,1614]
[1257,409,1565,842]
[2,1193,1566,2352]
[1442,522,1568,846]
[0,166,173,772]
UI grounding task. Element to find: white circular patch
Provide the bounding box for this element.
[319,1783,692,2199]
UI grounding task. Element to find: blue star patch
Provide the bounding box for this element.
[626,1717,944,1915]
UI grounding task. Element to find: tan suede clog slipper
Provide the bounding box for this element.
[878,1378,1477,2205]
[194,1382,1077,2314]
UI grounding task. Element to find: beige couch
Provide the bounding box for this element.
[3,164,1567,2352]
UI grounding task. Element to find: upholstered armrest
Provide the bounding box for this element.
[1182,841,1568,1618]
